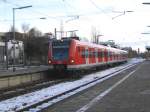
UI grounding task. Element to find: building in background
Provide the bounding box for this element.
[0,32,24,68]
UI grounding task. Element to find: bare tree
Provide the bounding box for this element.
[28,27,42,38]
[91,26,100,44]
[22,23,30,38]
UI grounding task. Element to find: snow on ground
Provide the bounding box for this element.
[0,58,144,111]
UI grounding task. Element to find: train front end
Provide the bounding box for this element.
[48,38,74,71]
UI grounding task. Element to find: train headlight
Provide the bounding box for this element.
[48,60,52,64]
[70,59,75,63]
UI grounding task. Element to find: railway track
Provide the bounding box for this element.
[12,62,139,112]
[0,65,114,101]
[0,79,67,101]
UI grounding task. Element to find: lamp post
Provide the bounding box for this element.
[12,5,32,71]
[142,2,150,5]
[112,10,133,19]
[141,32,150,34]
[40,17,46,20]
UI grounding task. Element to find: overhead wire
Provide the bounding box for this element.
[1,0,114,22]
[1,0,138,47]
[1,0,133,22]
[88,0,113,19]
[0,0,79,23]
[2,0,60,21]
[88,0,126,24]
[62,0,77,11]
[0,17,55,23]
[0,0,128,29]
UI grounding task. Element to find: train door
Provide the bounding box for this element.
[102,49,105,63]
[81,47,86,64]
[98,49,102,63]
[85,47,89,64]
[95,48,98,64]
[107,50,110,62]
[112,52,114,61]
[76,46,82,64]
[92,48,96,63]
[104,49,108,62]
[89,48,92,64]
[109,51,112,62]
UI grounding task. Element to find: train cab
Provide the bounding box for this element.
[48,37,79,70]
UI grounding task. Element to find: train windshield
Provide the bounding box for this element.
[52,40,70,60]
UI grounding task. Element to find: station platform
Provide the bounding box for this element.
[46,60,150,112]
[0,65,50,78]
[85,60,150,112]
[0,65,50,89]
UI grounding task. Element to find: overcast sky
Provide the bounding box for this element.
[0,0,150,52]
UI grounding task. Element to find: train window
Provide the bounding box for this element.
[101,49,104,58]
[109,52,112,58]
[97,51,100,58]
[95,51,98,57]
[52,40,70,60]
[85,49,88,58]
[52,40,70,47]
[78,47,85,58]
[89,48,92,58]
[108,51,110,58]
[52,48,69,60]
[81,49,86,58]
[102,51,105,57]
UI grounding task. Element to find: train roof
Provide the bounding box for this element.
[51,37,127,54]
[72,39,127,54]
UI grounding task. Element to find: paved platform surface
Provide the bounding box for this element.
[46,61,150,112]
[0,65,50,78]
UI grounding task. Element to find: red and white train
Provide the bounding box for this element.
[48,37,128,71]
